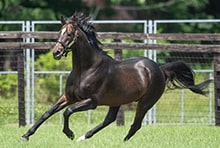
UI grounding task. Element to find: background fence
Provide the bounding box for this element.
[0,19,220,126]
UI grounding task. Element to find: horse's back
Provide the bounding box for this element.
[118,57,164,80]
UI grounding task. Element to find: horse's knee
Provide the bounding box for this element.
[63,107,72,118]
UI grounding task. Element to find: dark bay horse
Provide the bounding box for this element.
[20,12,212,142]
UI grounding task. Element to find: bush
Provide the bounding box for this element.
[0,74,17,99]
[34,52,72,103]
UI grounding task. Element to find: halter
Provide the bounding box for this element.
[56,30,78,57]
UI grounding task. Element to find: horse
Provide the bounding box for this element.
[20,12,212,142]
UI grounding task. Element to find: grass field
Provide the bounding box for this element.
[0,72,216,147]
[1,124,220,148]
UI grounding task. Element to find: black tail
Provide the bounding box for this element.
[160,61,212,95]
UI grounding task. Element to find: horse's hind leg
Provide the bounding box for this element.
[124,101,154,141]
[77,106,120,142]
[20,94,70,141]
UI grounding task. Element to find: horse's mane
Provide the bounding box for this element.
[71,12,103,52]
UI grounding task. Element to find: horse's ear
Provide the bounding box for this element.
[61,16,66,25]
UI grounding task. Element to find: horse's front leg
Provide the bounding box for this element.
[20,94,70,141]
[77,106,120,142]
[62,98,97,140]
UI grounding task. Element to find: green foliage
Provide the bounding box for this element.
[0,0,88,21]
[35,51,72,71]
[34,52,72,103]
[122,49,144,59]
[0,74,17,99]
[101,38,144,59]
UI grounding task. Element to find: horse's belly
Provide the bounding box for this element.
[98,74,150,106]
[98,88,143,106]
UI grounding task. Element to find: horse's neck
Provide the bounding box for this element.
[72,38,103,74]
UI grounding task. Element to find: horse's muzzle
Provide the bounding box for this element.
[53,50,63,60]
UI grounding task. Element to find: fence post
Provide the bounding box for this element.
[17,53,26,127]
[214,53,220,126]
[114,39,125,126]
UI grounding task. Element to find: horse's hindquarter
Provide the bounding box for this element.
[100,58,165,106]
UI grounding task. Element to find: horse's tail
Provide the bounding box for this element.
[160,61,212,95]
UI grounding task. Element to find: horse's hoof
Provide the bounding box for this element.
[67,132,74,140]
[77,135,86,142]
[19,136,29,142]
[63,129,74,140]
[123,136,130,142]
[69,135,74,140]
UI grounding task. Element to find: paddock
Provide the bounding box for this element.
[0,19,220,127]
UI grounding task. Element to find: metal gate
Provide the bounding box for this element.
[1,19,219,126]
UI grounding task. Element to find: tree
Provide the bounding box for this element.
[0,0,89,21]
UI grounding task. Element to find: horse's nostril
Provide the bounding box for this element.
[53,50,62,60]
[53,50,58,56]
[56,50,60,55]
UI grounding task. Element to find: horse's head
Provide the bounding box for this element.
[52,12,101,60]
[52,15,78,60]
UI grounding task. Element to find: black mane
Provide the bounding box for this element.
[71,12,102,51]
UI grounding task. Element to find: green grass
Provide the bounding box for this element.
[0,72,216,147]
[0,124,220,148]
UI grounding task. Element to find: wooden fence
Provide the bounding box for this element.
[1,31,220,52]
[1,31,220,126]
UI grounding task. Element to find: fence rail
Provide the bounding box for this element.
[1,31,220,41]
[1,32,220,52]
[0,42,220,52]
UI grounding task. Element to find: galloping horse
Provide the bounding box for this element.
[21,12,212,142]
